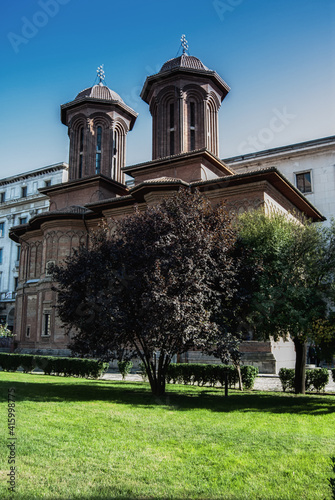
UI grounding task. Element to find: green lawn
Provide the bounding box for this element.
[0,372,334,500]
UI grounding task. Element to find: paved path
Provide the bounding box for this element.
[102,372,335,393]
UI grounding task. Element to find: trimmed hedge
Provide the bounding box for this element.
[0,353,109,379]
[166,363,259,390]
[279,367,329,392]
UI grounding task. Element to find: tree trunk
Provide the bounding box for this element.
[235,363,243,391]
[294,337,307,394]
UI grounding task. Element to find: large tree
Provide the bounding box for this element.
[237,210,335,394]
[52,189,249,395]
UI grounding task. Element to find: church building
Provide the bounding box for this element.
[10,41,324,372]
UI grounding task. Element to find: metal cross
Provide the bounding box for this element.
[96,65,105,85]
[181,34,189,54]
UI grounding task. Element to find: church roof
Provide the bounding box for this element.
[160,54,209,72]
[74,84,124,103]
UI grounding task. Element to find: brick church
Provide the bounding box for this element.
[10,44,323,372]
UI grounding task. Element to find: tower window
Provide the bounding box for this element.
[95,126,102,174]
[190,102,196,151]
[169,103,175,155]
[79,127,84,178]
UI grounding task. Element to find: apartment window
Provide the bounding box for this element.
[19,217,27,225]
[21,186,27,198]
[95,126,102,174]
[296,171,312,194]
[0,222,4,237]
[16,246,21,261]
[14,277,18,290]
[0,192,5,203]
[0,248,3,265]
[44,180,51,187]
[42,312,51,336]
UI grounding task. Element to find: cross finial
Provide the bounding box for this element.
[96,65,105,86]
[181,34,189,54]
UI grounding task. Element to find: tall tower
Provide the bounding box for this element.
[141,36,230,160]
[61,66,137,184]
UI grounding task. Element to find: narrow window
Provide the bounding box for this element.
[0,192,5,203]
[43,312,51,336]
[79,127,84,178]
[296,172,312,193]
[190,102,196,150]
[16,246,21,261]
[0,222,4,237]
[44,180,51,187]
[21,186,27,198]
[14,277,18,290]
[169,103,175,155]
[19,217,27,225]
[95,126,102,174]
[26,326,30,338]
[0,249,3,265]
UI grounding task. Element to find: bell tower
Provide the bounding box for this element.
[61,66,138,184]
[141,36,230,160]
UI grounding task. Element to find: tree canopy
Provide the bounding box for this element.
[237,210,335,393]
[53,189,251,395]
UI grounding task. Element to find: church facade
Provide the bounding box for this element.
[10,49,324,372]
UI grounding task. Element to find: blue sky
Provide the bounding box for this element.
[1,0,334,178]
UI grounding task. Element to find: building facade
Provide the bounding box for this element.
[0,164,68,332]
[9,50,326,371]
[224,136,335,225]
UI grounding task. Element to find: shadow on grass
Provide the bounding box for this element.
[0,373,334,415]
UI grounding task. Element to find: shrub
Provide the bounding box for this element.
[279,367,329,392]
[331,369,335,384]
[0,353,108,378]
[17,354,36,373]
[0,353,22,371]
[278,368,295,392]
[166,363,258,389]
[308,368,329,392]
[241,365,259,389]
[117,360,133,380]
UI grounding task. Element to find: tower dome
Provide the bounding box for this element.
[74,84,124,103]
[159,54,209,73]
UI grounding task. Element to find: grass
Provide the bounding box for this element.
[0,372,334,499]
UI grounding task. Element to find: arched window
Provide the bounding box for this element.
[95,126,102,174]
[78,127,84,178]
[189,102,196,150]
[169,103,175,155]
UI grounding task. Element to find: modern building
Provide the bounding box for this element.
[224,135,335,225]
[9,47,328,372]
[0,164,68,331]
